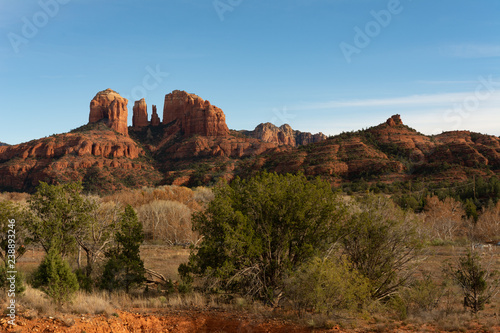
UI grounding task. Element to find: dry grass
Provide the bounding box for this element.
[18,285,57,316]
[140,245,191,280]
[70,291,115,315]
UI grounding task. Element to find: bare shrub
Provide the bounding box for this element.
[474,201,500,243]
[103,186,204,211]
[423,196,464,242]
[137,200,196,245]
[0,192,30,203]
[193,186,214,204]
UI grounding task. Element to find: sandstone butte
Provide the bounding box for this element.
[163,90,230,137]
[132,98,149,128]
[89,88,129,136]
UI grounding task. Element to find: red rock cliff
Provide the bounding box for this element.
[89,89,129,136]
[162,90,229,137]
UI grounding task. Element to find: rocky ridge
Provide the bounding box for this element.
[241,122,327,147]
[1,89,499,193]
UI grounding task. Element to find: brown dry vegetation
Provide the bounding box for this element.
[1,185,500,332]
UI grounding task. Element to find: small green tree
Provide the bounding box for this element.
[445,250,499,314]
[26,182,96,256]
[0,201,28,295]
[464,199,479,223]
[181,172,346,303]
[32,247,79,305]
[340,195,423,301]
[0,200,28,267]
[100,205,145,293]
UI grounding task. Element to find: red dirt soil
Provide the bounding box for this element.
[1,309,339,333]
[3,309,499,333]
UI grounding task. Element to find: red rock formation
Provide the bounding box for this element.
[151,105,161,126]
[162,90,229,137]
[386,114,403,127]
[248,123,296,146]
[0,127,160,192]
[89,89,129,136]
[243,123,326,147]
[294,131,327,146]
[132,98,149,128]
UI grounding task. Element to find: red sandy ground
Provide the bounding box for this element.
[2,309,499,333]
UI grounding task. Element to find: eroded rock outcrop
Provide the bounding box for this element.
[89,89,129,136]
[386,114,403,127]
[132,99,148,128]
[162,90,229,137]
[295,131,327,146]
[243,123,326,147]
[151,105,161,126]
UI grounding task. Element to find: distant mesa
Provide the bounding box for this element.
[0,142,9,147]
[242,122,327,147]
[89,89,129,136]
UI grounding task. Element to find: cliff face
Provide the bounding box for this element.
[89,89,129,136]
[2,84,500,193]
[162,90,229,137]
[241,123,327,147]
[132,98,149,128]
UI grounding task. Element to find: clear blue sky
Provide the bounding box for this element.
[1,0,499,145]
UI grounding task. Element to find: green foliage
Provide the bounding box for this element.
[100,205,145,293]
[74,268,93,293]
[464,198,478,222]
[340,195,423,300]
[32,247,79,304]
[82,166,110,194]
[26,182,96,256]
[182,172,346,303]
[0,265,25,295]
[445,250,499,314]
[0,201,28,266]
[284,256,370,313]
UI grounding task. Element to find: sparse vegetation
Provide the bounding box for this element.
[445,250,499,314]
[0,175,499,331]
